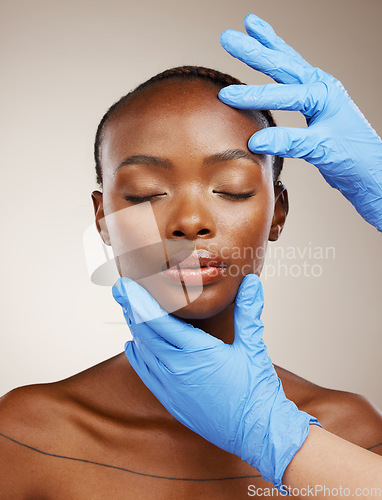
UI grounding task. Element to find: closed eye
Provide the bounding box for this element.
[124,193,167,203]
[213,191,255,200]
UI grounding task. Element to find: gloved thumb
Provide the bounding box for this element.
[233,274,265,352]
[112,276,169,325]
[113,276,221,351]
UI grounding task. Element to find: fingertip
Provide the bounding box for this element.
[218,87,228,100]
[112,276,127,303]
[248,129,268,153]
[243,13,253,24]
[244,13,260,26]
[124,339,137,363]
[218,85,243,103]
[124,339,133,352]
[124,339,149,380]
[244,13,270,31]
[237,273,262,301]
[112,276,137,303]
[220,29,246,50]
[112,278,168,325]
[219,29,233,48]
[247,134,258,152]
[234,274,265,329]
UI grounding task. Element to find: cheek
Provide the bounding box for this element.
[101,199,168,280]
[218,193,274,242]
[216,195,274,274]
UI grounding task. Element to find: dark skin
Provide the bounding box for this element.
[0,80,381,499]
[95,79,285,339]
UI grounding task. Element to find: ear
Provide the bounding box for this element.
[91,191,111,246]
[268,181,289,242]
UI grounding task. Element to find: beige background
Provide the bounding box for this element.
[1,0,381,408]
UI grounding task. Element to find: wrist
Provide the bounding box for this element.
[243,380,321,492]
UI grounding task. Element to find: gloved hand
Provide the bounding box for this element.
[219,14,382,232]
[112,274,321,491]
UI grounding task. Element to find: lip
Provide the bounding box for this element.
[161,248,227,286]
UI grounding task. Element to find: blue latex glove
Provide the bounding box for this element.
[219,14,382,232]
[112,274,321,491]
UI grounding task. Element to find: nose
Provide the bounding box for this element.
[165,193,216,240]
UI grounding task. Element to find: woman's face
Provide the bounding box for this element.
[92,79,287,319]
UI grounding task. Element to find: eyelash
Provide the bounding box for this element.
[213,191,255,200]
[124,194,166,203]
[124,192,255,203]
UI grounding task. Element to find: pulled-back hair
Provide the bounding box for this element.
[94,66,283,187]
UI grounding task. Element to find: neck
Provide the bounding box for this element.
[185,302,236,344]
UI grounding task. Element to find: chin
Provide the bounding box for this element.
[169,286,236,320]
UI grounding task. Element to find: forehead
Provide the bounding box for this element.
[101,79,267,171]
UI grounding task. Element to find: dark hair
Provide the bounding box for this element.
[94,66,283,187]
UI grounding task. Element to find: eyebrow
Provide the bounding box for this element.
[113,148,263,176]
[113,155,171,176]
[203,149,263,167]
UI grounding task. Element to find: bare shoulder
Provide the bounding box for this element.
[0,382,72,497]
[0,353,142,497]
[310,387,382,454]
[275,364,382,455]
[0,353,129,443]
[0,382,70,437]
[0,359,118,496]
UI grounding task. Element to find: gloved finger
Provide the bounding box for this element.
[113,276,222,352]
[248,126,311,158]
[243,14,311,71]
[128,316,204,375]
[128,317,178,365]
[129,333,175,381]
[113,277,184,353]
[112,276,169,324]
[219,82,327,119]
[220,29,314,85]
[136,317,232,376]
[233,274,266,353]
